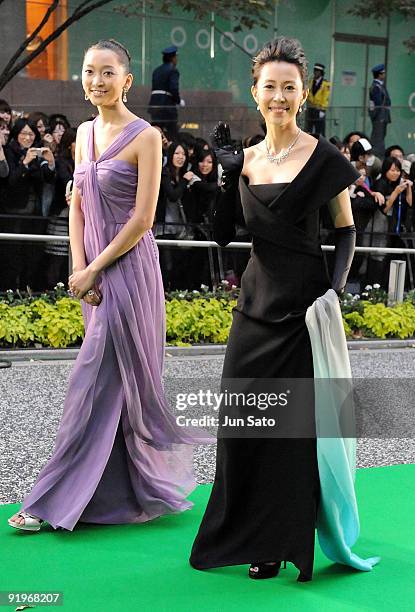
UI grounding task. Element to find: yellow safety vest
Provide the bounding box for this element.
[307,78,331,110]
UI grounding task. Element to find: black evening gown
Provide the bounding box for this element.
[189,135,360,581]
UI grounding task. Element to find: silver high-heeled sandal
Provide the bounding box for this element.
[8,511,43,532]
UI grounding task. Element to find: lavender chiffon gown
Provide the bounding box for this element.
[22,117,211,530]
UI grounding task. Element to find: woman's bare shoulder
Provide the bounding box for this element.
[75,121,92,146]
[242,142,264,175]
[243,142,264,159]
[298,130,319,152]
[77,121,92,134]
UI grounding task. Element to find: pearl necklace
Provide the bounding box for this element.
[265,128,302,164]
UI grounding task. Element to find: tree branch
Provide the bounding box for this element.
[0,0,116,91]
[1,0,59,78]
[348,0,415,52]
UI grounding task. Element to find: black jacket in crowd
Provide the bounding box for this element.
[1,140,55,213]
[155,166,189,224]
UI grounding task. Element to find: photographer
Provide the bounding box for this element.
[376,157,413,235]
[367,156,413,286]
[1,118,55,290]
[5,118,55,214]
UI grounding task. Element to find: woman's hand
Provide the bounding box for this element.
[183,171,194,181]
[394,183,406,195]
[211,122,244,191]
[22,148,38,166]
[372,191,385,206]
[41,147,55,167]
[68,267,98,300]
[43,133,54,146]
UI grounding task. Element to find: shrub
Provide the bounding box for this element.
[343,301,415,339]
[2,284,415,348]
[0,298,83,348]
[166,298,235,345]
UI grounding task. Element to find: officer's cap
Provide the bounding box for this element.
[314,63,325,72]
[162,46,178,56]
[372,63,385,74]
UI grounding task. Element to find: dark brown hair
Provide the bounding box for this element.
[252,37,308,87]
[85,38,131,73]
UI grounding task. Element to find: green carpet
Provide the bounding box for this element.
[1,464,414,612]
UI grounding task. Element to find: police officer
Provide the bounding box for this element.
[368,63,391,158]
[148,45,184,141]
[305,62,331,136]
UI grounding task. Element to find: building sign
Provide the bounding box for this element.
[341,71,357,86]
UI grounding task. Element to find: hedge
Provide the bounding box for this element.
[1,284,415,348]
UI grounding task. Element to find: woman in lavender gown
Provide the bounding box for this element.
[8,39,210,532]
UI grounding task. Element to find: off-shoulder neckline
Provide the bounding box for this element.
[242,134,321,188]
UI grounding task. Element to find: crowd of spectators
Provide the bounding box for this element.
[0,96,414,292]
[327,132,415,289]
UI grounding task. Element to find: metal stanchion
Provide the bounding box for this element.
[388,260,406,305]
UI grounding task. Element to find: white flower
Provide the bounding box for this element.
[221,280,229,286]
[373,283,380,289]
[353,294,360,300]
[56,282,64,288]
[6,289,13,293]
[200,284,208,290]
[231,285,237,289]
[365,285,372,291]
[192,290,200,294]
[178,293,185,298]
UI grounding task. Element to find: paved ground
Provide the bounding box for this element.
[1,349,414,504]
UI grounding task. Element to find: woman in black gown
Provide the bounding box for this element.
[189,38,360,582]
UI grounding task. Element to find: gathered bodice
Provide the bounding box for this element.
[73,117,150,224]
[74,159,138,223]
[72,117,153,263]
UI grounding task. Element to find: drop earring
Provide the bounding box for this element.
[123,88,128,103]
[256,104,260,111]
[298,105,303,113]
[84,93,89,101]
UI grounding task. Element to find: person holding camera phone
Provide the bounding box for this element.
[375,157,413,235]
[1,118,55,290]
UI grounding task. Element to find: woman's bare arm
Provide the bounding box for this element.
[327,188,355,228]
[69,123,87,273]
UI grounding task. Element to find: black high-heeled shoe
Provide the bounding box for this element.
[297,571,312,582]
[249,560,285,580]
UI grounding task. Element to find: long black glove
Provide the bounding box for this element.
[331,224,356,295]
[212,122,244,188]
[211,122,244,246]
